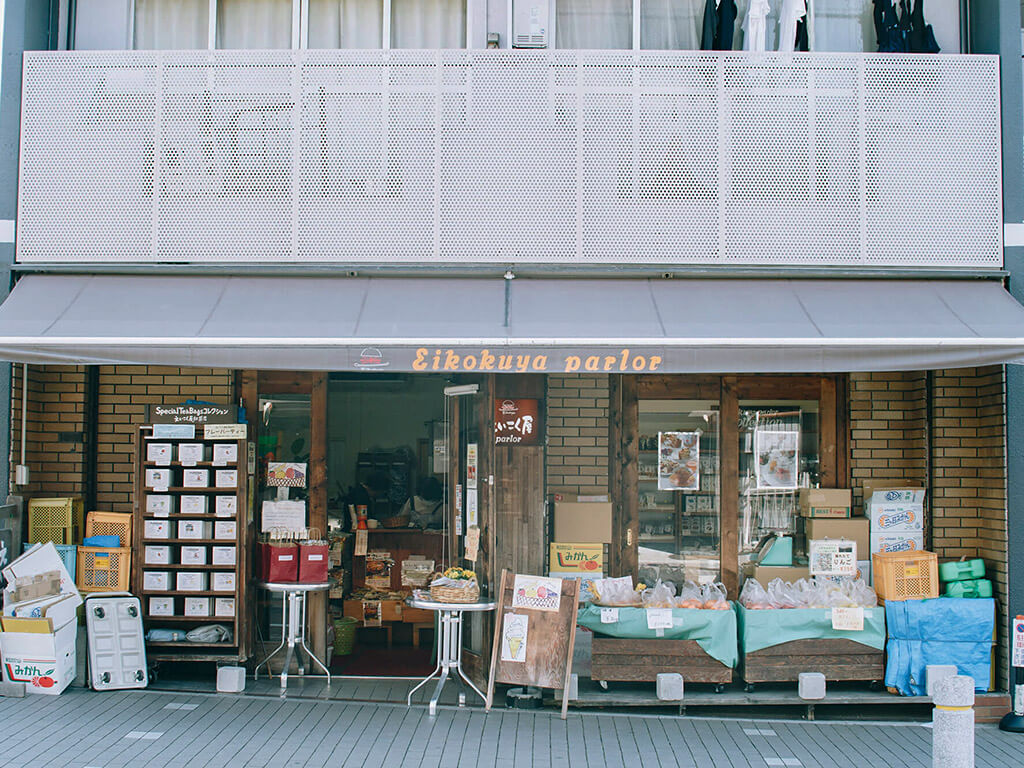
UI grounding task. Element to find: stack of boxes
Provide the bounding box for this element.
[0,543,82,694]
[798,488,871,583]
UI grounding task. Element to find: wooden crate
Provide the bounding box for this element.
[741,638,883,684]
[591,637,732,684]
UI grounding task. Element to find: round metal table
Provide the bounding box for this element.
[405,595,496,715]
[254,581,331,690]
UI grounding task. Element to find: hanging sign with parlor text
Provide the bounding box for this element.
[494,399,542,446]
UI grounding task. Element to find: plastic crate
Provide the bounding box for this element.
[938,558,985,583]
[76,546,131,592]
[23,543,77,577]
[872,550,939,601]
[85,511,132,547]
[28,497,84,545]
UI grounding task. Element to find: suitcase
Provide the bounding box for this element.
[84,592,148,690]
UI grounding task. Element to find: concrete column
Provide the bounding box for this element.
[932,675,975,768]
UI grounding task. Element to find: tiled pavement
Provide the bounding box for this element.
[1,687,1020,768]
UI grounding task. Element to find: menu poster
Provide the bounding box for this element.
[467,443,478,489]
[467,488,479,527]
[511,575,562,612]
[657,431,700,491]
[260,500,306,533]
[465,526,481,562]
[500,613,529,663]
[754,429,800,490]
[362,601,382,627]
[365,551,394,590]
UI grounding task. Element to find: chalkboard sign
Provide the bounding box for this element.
[485,569,580,719]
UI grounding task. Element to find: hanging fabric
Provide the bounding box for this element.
[701,0,737,50]
[872,0,902,52]
[908,0,941,53]
[777,0,806,52]
[742,0,771,52]
[794,17,809,51]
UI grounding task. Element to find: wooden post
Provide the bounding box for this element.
[309,372,328,663]
[720,376,740,599]
[609,375,639,579]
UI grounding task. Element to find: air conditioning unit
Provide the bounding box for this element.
[513,0,549,48]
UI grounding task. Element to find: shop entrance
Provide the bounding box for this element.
[244,371,492,680]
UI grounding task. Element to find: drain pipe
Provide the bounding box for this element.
[15,363,29,486]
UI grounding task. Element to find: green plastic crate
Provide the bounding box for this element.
[944,578,993,598]
[938,558,985,583]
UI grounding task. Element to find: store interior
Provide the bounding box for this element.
[256,373,452,677]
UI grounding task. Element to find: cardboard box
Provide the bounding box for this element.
[180,546,207,565]
[146,443,173,464]
[213,444,238,465]
[144,545,172,565]
[12,571,62,604]
[0,617,77,695]
[178,520,212,540]
[215,470,238,488]
[869,503,924,533]
[144,519,171,540]
[176,572,208,592]
[3,593,79,628]
[145,468,172,490]
[211,572,236,592]
[214,598,235,617]
[799,488,852,518]
[748,565,811,584]
[212,546,236,566]
[182,469,209,488]
[143,571,171,592]
[184,597,210,617]
[2,543,81,610]
[873,531,925,554]
[146,495,176,517]
[215,496,236,517]
[177,443,206,466]
[552,502,613,545]
[804,517,870,558]
[180,496,209,515]
[148,597,174,616]
[214,521,237,540]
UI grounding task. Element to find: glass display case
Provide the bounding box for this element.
[637,400,720,586]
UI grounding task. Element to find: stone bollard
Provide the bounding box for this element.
[798,672,826,700]
[932,675,975,768]
[656,673,684,701]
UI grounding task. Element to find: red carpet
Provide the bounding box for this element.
[330,644,435,676]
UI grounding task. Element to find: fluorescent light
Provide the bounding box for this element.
[443,384,479,396]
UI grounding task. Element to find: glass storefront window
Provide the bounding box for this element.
[737,400,819,567]
[637,400,720,586]
[257,393,311,507]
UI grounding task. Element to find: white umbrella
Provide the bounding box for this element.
[743,0,771,52]
[777,0,806,52]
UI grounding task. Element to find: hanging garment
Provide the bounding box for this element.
[777,0,806,52]
[896,0,913,51]
[794,16,809,51]
[701,0,718,49]
[908,0,941,53]
[873,0,901,52]
[717,0,738,49]
[743,0,771,51]
[702,0,738,50]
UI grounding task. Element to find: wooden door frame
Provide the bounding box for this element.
[610,373,848,598]
[241,370,328,663]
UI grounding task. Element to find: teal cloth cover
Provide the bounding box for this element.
[736,604,886,654]
[577,604,738,668]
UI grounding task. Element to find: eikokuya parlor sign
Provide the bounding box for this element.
[495,399,542,446]
[411,347,664,373]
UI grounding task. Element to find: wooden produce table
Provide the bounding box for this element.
[736,604,885,691]
[577,604,737,691]
[591,638,732,688]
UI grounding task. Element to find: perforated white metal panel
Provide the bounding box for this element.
[17,50,1002,266]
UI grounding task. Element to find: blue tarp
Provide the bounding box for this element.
[884,597,994,695]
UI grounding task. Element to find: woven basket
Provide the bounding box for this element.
[430,580,480,603]
[380,514,410,529]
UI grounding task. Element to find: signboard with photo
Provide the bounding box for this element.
[657,431,700,491]
[754,429,800,490]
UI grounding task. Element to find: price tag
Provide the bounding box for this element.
[354,529,368,557]
[600,607,619,624]
[831,606,865,631]
[646,608,673,630]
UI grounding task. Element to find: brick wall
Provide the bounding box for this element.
[10,365,233,513]
[9,364,87,498]
[546,374,610,496]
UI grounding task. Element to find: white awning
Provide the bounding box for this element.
[0,274,1022,373]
